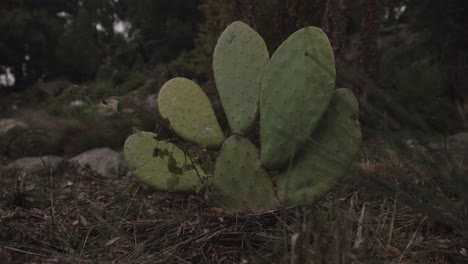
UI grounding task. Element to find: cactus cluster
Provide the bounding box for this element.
[123,21,362,212]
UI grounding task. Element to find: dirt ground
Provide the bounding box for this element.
[1,139,467,263]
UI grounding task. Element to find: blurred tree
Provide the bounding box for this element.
[356,0,379,80]
[322,0,349,61]
[406,0,468,128]
[231,0,257,29]
[122,0,203,64]
[352,0,468,133]
[0,0,75,88]
[169,0,233,84]
[54,8,102,81]
[0,0,465,133]
[272,0,302,50]
[170,0,326,82]
[0,0,123,87]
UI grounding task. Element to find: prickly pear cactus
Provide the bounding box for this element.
[212,136,277,211]
[124,131,205,193]
[123,21,362,213]
[213,21,269,135]
[260,26,336,170]
[158,77,224,149]
[276,89,362,205]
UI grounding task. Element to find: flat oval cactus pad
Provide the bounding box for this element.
[124,131,205,193]
[158,77,224,149]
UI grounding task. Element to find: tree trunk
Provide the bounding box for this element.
[273,0,302,51]
[321,0,349,62]
[231,0,257,30]
[356,0,379,80]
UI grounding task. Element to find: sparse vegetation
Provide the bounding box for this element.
[0,141,467,263]
[1,0,467,263]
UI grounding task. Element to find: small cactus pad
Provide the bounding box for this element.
[276,89,361,206]
[212,135,277,211]
[213,21,269,135]
[158,77,224,149]
[260,26,336,169]
[124,131,205,193]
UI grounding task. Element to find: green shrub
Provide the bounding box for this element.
[116,71,147,95]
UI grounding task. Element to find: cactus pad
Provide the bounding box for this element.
[122,21,363,213]
[158,77,224,149]
[124,131,205,193]
[212,135,277,211]
[213,21,269,135]
[260,26,336,169]
[276,89,362,206]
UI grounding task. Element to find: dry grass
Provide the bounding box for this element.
[1,139,467,263]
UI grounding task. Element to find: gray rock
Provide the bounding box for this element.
[144,94,158,112]
[0,118,28,136]
[428,132,468,150]
[143,64,168,94]
[450,132,468,144]
[68,100,85,108]
[142,78,159,94]
[70,148,127,177]
[37,79,72,96]
[97,98,120,116]
[4,156,66,175]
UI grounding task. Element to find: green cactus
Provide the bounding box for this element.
[158,77,224,149]
[122,21,362,212]
[276,89,362,206]
[213,21,269,135]
[124,131,205,193]
[212,135,277,211]
[260,26,336,170]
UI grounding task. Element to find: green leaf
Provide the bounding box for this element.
[132,115,142,127]
[117,101,124,112]
[161,118,171,128]
[167,175,180,190]
[83,95,93,105]
[124,131,206,193]
[200,157,215,174]
[159,148,170,159]
[154,133,166,141]
[132,127,141,135]
[152,147,161,157]
[182,163,194,171]
[168,154,184,175]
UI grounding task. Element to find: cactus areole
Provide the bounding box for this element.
[123,21,362,212]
